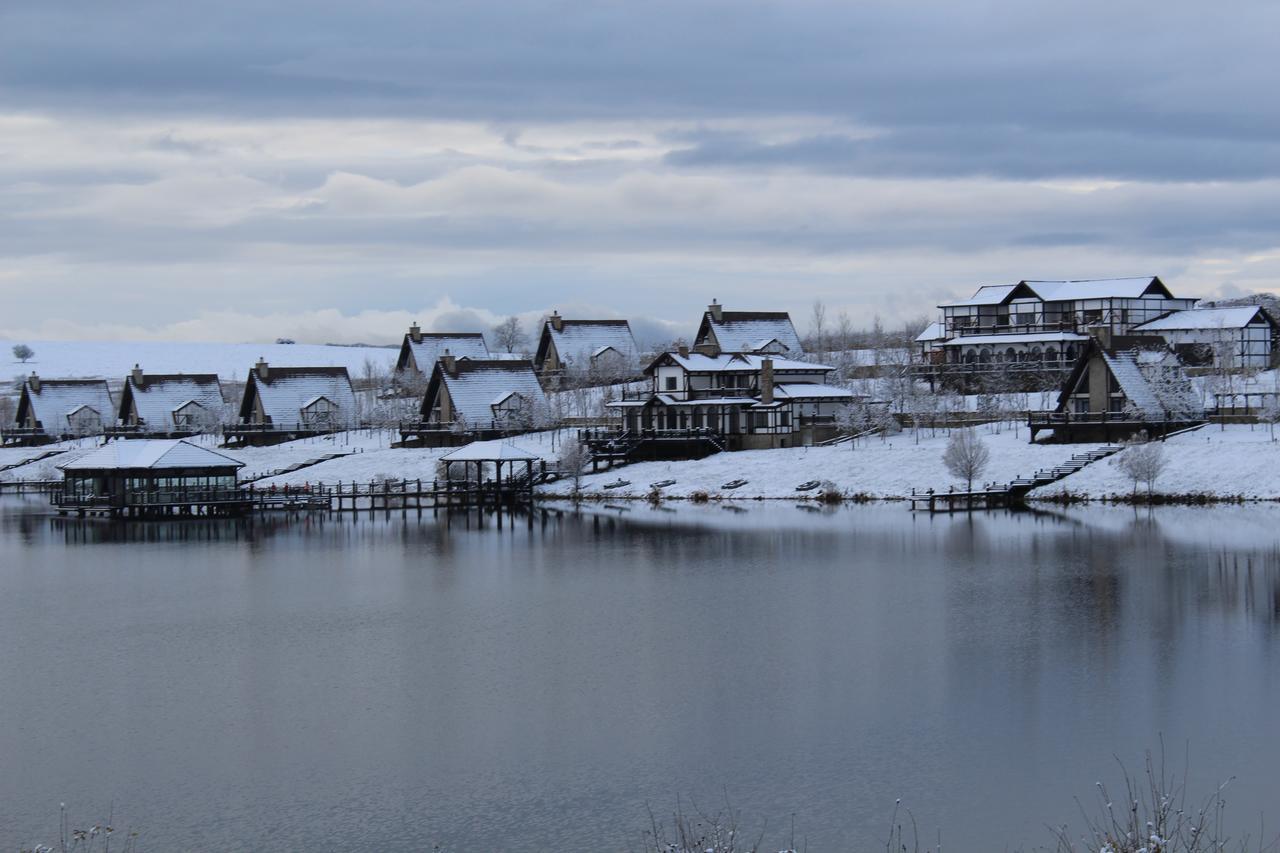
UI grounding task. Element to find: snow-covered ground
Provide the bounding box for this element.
[0,339,398,382]
[541,429,1104,500]
[1031,423,1280,500]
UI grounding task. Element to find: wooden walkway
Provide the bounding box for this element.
[910,444,1125,513]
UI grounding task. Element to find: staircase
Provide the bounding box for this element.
[0,448,67,474]
[241,451,357,484]
[1003,444,1124,498]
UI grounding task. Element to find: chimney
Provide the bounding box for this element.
[131,363,144,387]
[549,310,563,332]
[28,372,39,393]
[761,358,775,405]
[708,299,723,323]
[1089,326,1112,351]
[440,349,458,376]
[255,358,269,381]
[409,322,422,344]
[677,344,689,358]
[694,341,721,357]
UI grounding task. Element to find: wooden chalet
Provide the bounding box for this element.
[401,354,548,446]
[111,365,225,438]
[532,312,640,383]
[4,374,114,446]
[394,323,491,378]
[596,346,855,459]
[1028,331,1205,443]
[225,360,357,446]
[54,439,248,518]
[694,300,805,356]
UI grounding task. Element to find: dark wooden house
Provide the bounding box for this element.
[225,360,357,446]
[533,313,639,383]
[4,374,115,446]
[113,365,225,438]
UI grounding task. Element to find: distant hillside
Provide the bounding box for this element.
[0,339,399,383]
[1200,292,1280,316]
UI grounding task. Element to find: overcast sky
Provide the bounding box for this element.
[2,0,1278,344]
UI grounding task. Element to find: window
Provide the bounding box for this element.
[664,376,678,391]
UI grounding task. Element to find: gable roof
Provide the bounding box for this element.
[16,378,115,431]
[239,366,356,427]
[121,374,223,426]
[1100,350,1166,419]
[397,332,490,373]
[58,439,244,471]
[423,359,548,423]
[648,351,832,375]
[915,321,947,343]
[440,440,544,462]
[535,319,639,370]
[1133,305,1270,332]
[696,310,804,355]
[1023,277,1171,301]
[938,284,1024,308]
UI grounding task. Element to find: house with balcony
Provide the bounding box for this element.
[4,375,115,446]
[532,312,640,385]
[602,346,854,456]
[394,323,491,381]
[225,360,357,446]
[693,300,805,356]
[1131,305,1278,370]
[112,366,225,438]
[402,355,549,446]
[918,277,1198,390]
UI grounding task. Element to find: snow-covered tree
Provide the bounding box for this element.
[557,438,589,496]
[1115,434,1167,499]
[943,428,990,492]
[12,344,33,364]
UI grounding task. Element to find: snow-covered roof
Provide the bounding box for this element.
[656,394,757,407]
[123,374,223,427]
[915,321,947,343]
[401,332,490,372]
[659,352,832,373]
[1133,306,1267,332]
[700,311,804,354]
[1101,350,1165,419]
[243,367,356,427]
[770,383,855,400]
[440,440,544,462]
[542,319,638,366]
[1025,277,1166,301]
[943,332,1089,346]
[432,360,548,424]
[939,284,1020,308]
[58,439,244,471]
[19,378,114,431]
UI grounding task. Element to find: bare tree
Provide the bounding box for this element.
[12,344,33,364]
[1115,435,1168,499]
[557,438,589,496]
[491,316,528,354]
[943,428,990,492]
[809,300,827,357]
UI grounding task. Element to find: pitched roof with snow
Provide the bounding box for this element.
[770,383,856,400]
[653,352,832,374]
[58,439,244,471]
[17,378,115,432]
[122,374,224,427]
[425,360,548,424]
[942,332,1089,346]
[440,440,544,462]
[1100,350,1166,419]
[239,366,356,427]
[938,284,1022,308]
[697,310,804,354]
[1023,277,1170,301]
[915,321,947,343]
[537,319,639,370]
[1133,306,1269,332]
[398,332,490,373]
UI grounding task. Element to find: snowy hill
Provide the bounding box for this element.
[0,339,398,382]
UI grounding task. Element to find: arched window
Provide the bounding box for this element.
[1065,344,1078,361]
[1045,347,1058,362]
[1030,346,1043,362]
[979,348,993,364]
[1005,347,1018,363]
[964,350,977,364]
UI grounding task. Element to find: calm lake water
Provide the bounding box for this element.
[2,496,1279,851]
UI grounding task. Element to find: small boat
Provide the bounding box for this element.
[795,480,821,492]
[649,479,677,489]
[721,479,748,490]
[602,479,631,490]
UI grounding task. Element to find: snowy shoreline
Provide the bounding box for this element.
[4,422,1276,504]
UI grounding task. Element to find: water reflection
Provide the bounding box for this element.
[1,497,1279,851]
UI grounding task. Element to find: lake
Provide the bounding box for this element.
[2,496,1279,851]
